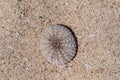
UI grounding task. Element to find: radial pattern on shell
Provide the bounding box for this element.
[40,24,77,65]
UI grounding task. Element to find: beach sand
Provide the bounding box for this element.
[0,0,120,80]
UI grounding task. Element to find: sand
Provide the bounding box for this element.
[0,0,120,80]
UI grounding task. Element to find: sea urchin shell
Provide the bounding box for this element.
[40,24,77,65]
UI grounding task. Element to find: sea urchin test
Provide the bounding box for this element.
[40,24,77,65]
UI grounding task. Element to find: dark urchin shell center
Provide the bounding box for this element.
[51,38,62,49]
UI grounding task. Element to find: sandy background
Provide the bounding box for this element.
[0,0,120,80]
